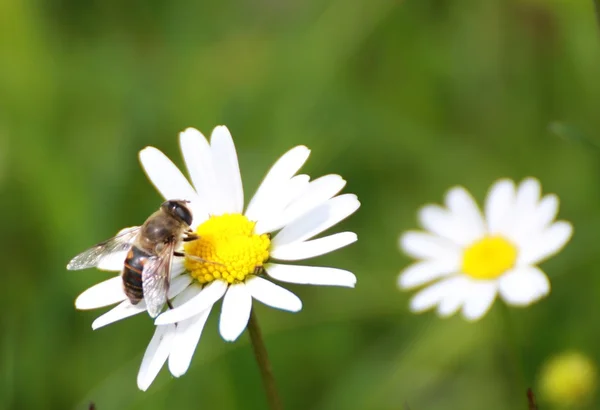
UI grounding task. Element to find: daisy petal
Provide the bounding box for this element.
[498,266,550,306]
[278,174,346,226]
[445,187,486,243]
[437,277,469,317]
[270,232,357,261]
[461,280,497,321]
[245,276,302,312]
[137,324,176,391]
[265,263,356,287]
[168,308,211,377]
[138,147,204,218]
[272,194,360,246]
[167,274,193,299]
[75,276,126,310]
[397,260,459,290]
[170,258,186,279]
[517,221,573,266]
[97,250,128,271]
[167,284,211,377]
[179,128,214,221]
[211,126,244,214]
[253,174,311,235]
[155,280,227,325]
[534,194,559,231]
[219,283,252,342]
[399,232,461,264]
[245,146,310,221]
[418,205,457,242]
[409,277,457,313]
[91,300,147,330]
[485,179,516,235]
[515,178,541,212]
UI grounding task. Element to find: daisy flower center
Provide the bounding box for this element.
[461,236,517,280]
[184,214,271,284]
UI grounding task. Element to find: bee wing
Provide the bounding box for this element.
[67,227,141,270]
[142,241,175,318]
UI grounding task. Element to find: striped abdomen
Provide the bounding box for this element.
[122,246,152,304]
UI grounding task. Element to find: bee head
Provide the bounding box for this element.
[162,200,193,226]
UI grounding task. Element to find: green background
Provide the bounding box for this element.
[2,0,600,409]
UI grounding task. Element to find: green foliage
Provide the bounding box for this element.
[2,0,600,409]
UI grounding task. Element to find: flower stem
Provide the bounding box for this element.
[248,309,283,410]
[499,304,528,404]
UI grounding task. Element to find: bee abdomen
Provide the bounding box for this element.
[122,246,151,304]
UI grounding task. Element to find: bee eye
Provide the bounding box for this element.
[172,203,193,226]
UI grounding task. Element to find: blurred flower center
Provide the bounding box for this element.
[539,351,597,407]
[184,214,271,284]
[461,236,517,279]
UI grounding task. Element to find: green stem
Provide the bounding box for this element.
[248,309,283,410]
[499,304,528,406]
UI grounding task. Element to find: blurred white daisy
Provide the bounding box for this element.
[397,178,572,321]
[74,126,359,390]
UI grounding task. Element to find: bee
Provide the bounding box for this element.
[67,200,200,317]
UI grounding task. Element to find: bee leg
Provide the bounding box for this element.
[183,231,200,242]
[173,251,185,257]
[167,300,174,310]
[185,253,225,266]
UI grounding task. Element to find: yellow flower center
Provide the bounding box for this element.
[184,214,271,284]
[461,236,517,280]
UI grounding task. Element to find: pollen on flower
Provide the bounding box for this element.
[184,214,270,284]
[461,236,517,280]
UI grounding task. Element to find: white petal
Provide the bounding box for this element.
[155,280,227,325]
[91,300,147,330]
[397,260,459,290]
[167,284,212,377]
[515,178,541,211]
[461,280,497,321]
[445,187,486,243]
[507,178,545,244]
[167,308,211,377]
[137,324,176,391]
[75,276,126,310]
[138,147,204,219]
[277,174,346,227]
[179,128,215,221]
[167,274,193,299]
[96,250,128,271]
[418,205,458,241]
[409,277,460,313]
[533,194,559,231]
[485,179,516,235]
[498,266,550,306]
[399,231,461,265]
[245,276,302,312]
[270,232,357,261]
[245,146,310,221]
[265,263,356,287]
[211,126,244,214]
[437,277,469,317]
[253,174,311,235]
[271,194,360,246]
[517,221,573,266]
[170,258,186,279]
[219,283,252,342]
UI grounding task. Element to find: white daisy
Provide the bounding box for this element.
[74,126,360,390]
[397,178,572,321]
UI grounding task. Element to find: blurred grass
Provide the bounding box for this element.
[3,0,600,409]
